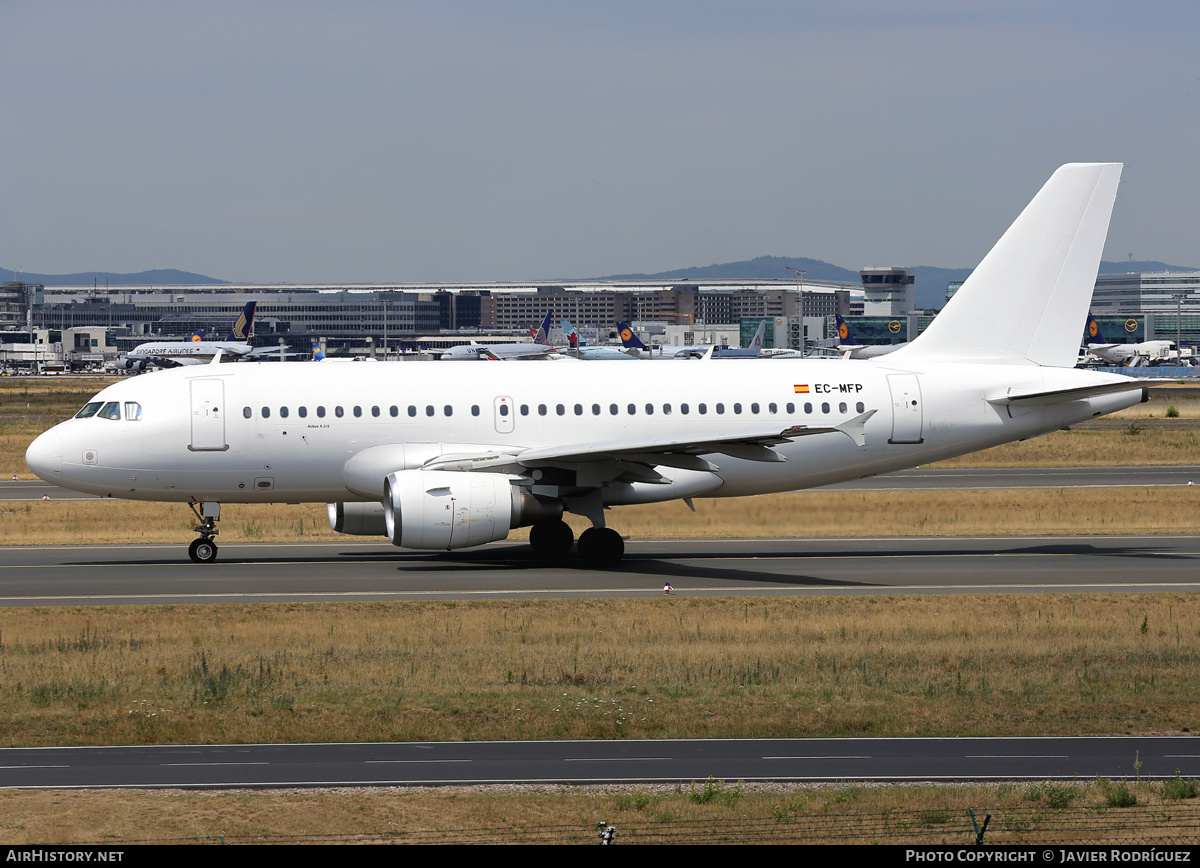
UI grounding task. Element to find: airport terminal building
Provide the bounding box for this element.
[4,266,1200,370]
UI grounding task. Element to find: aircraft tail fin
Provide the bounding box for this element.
[1085,312,1107,345]
[750,320,766,350]
[229,301,257,342]
[893,163,1122,367]
[835,314,857,346]
[616,322,646,350]
[560,319,580,348]
[533,311,553,344]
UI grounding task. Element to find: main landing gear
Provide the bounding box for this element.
[187,501,220,563]
[527,519,625,566]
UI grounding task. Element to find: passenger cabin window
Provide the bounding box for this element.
[471,405,480,417]
[298,406,308,418]
[242,407,252,419]
[317,406,327,418]
[839,402,847,413]
[262,407,271,418]
[856,402,865,413]
[407,406,416,417]
[75,402,103,419]
[279,406,289,418]
[353,406,362,418]
[372,406,380,417]
[390,406,398,417]
[444,405,453,417]
[336,406,346,418]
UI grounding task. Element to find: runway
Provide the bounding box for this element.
[2,534,1200,605]
[0,737,1190,789]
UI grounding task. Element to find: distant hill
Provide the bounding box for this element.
[0,268,228,286]
[598,256,861,284]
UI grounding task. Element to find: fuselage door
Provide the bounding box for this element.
[887,373,923,444]
[189,378,228,451]
[494,396,514,434]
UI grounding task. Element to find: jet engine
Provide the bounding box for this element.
[383,470,560,550]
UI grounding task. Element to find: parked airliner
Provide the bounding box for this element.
[115,302,280,371]
[1083,313,1177,366]
[27,164,1146,565]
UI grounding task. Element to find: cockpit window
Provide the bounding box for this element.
[75,402,103,419]
[98,402,122,420]
[124,402,142,421]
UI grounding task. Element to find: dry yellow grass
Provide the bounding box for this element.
[0,595,1196,747]
[0,781,1195,845]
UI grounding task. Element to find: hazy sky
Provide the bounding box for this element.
[3,1,1197,282]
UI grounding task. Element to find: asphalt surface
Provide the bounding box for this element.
[0,737,1191,789]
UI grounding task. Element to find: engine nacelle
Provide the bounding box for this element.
[327,501,388,536]
[383,470,560,550]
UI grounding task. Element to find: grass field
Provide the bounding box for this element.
[1,595,1195,747]
[1,780,1196,845]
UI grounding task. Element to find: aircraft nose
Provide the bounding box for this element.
[25,428,63,482]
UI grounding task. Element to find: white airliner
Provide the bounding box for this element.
[27,163,1146,566]
[438,312,556,360]
[115,302,282,371]
[617,319,771,359]
[1083,313,1177,366]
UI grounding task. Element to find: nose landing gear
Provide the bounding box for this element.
[187,501,221,563]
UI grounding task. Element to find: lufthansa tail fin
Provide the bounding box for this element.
[228,301,257,343]
[835,314,858,346]
[1085,312,1107,345]
[616,322,647,350]
[893,163,1122,367]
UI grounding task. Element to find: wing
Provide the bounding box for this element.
[422,410,877,478]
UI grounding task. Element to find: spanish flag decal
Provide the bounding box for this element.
[794,385,810,393]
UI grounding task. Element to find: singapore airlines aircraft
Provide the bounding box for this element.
[115,302,279,371]
[27,163,1146,566]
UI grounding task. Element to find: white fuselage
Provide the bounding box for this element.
[27,356,1142,506]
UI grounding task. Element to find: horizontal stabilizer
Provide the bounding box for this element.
[988,381,1150,406]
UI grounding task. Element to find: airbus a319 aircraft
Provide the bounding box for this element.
[27,163,1147,565]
